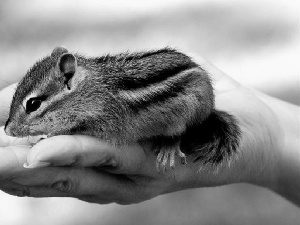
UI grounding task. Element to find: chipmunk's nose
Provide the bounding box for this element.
[4,118,10,130]
[4,118,17,137]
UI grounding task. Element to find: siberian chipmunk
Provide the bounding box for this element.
[5,47,240,170]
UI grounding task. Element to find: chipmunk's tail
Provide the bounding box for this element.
[181,110,241,165]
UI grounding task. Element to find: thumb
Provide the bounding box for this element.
[26,135,118,169]
[26,135,152,174]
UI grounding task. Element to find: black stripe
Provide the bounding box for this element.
[124,48,176,60]
[126,74,193,112]
[111,49,198,91]
[120,64,193,90]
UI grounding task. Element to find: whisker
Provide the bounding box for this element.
[0,79,11,87]
[29,135,37,144]
[10,136,21,145]
[0,79,17,91]
[26,135,30,144]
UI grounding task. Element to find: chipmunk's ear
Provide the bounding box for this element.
[57,53,77,90]
[58,53,77,75]
[51,46,68,58]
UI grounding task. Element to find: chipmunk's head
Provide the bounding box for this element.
[5,46,98,137]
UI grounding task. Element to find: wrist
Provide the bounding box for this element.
[255,90,300,205]
[276,133,300,205]
[165,157,241,194]
[274,104,300,205]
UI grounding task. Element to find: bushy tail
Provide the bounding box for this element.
[180,110,241,164]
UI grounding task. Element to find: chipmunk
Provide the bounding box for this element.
[4,47,240,170]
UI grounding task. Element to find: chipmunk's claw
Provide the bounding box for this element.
[156,147,187,172]
[176,147,187,165]
[151,135,187,172]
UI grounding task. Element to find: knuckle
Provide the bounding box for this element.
[4,186,31,197]
[101,155,118,168]
[94,153,118,170]
[70,154,84,166]
[51,176,80,194]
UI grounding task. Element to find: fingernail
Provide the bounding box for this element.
[23,162,51,169]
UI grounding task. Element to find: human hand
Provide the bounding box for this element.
[0,56,297,205]
[0,129,239,204]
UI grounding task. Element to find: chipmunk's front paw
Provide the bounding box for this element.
[152,136,187,171]
[156,147,187,171]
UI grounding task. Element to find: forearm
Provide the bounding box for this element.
[255,90,300,205]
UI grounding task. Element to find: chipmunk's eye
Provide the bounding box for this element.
[25,96,46,114]
[26,98,41,113]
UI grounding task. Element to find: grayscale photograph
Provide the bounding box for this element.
[0,0,299,224]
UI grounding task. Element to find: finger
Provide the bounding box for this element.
[11,166,136,204]
[26,135,150,174]
[6,186,74,198]
[26,135,118,168]
[0,179,74,198]
[0,180,31,197]
[0,83,17,125]
[0,145,30,178]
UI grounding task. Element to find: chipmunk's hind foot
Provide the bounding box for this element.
[182,110,241,165]
[152,136,187,171]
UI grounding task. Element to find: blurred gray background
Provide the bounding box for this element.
[0,0,299,224]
